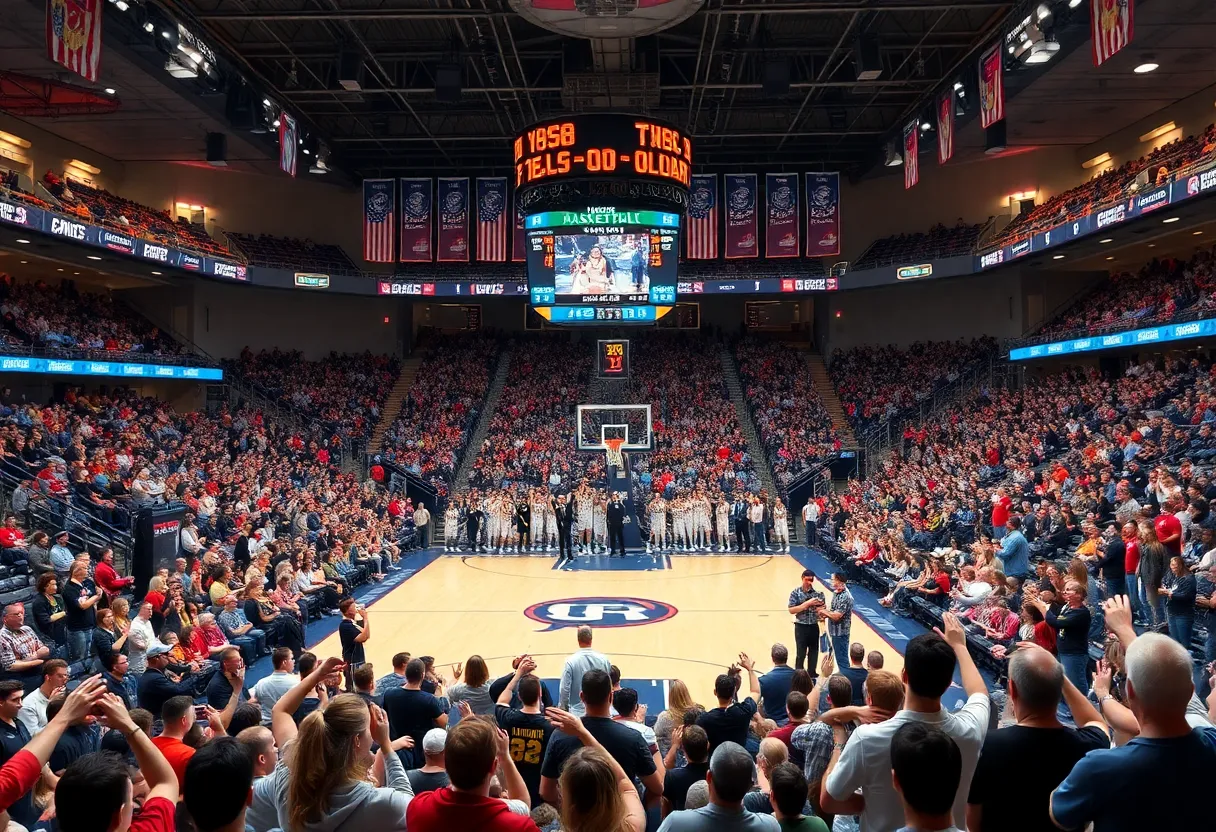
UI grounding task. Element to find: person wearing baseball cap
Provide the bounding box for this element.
[407,727,451,795]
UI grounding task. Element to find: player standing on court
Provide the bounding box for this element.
[772,500,790,553]
[716,494,732,553]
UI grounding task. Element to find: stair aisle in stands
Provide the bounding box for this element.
[806,352,858,449]
[718,347,795,540]
[447,347,514,509]
[369,357,424,452]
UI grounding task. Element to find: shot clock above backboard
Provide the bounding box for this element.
[597,339,630,379]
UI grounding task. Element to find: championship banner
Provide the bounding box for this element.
[46,0,102,82]
[437,177,470,262]
[399,178,433,262]
[764,173,799,258]
[979,43,1005,128]
[937,91,954,165]
[363,179,395,263]
[279,113,298,177]
[686,174,719,260]
[805,173,840,257]
[512,195,527,262]
[1092,0,1132,67]
[475,177,508,262]
[724,174,759,259]
[903,122,919,190]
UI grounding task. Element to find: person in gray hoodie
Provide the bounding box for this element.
[246,655,413,832]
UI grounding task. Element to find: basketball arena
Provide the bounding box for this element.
[0,1,1214,830]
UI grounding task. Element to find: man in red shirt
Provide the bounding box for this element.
[406,716,538,831]
[0,515,26,554]
[55,690,180,832]
[1153,498,1184,558]
[991,488,1012,541]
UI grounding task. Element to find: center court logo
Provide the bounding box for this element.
[524,597,677,632]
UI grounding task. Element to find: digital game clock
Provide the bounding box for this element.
[597,339,630,378]
[513,113,694,191]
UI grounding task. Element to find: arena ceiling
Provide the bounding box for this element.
[0,0,1209,181]
[182,0,1024,176]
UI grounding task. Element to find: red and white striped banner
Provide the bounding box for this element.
[903,121,919,190]
[1092,0,1133,67]
[46,0,102,82]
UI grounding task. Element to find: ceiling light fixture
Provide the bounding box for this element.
[15,239,30,244]
[1052,254,1065,260]
[103,87,116,95]
[86,255,102,261]
[1134,61,1159,74]
[1069,0,1082,6]
[1082,152,1112,169]
[1163,217,1180,223]
[1139,121,1177,142]
[151,271,162,276]
[144,22,154,33]
[1106,256,1114,260]
[1194,231,1205,236]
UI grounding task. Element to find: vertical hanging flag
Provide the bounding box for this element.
[937,91,955,165]
[1092,0,1133,67]
[903,122,919,190]
[805,173,840,257]
[765,173,800,258]
[686,174,719,260]
[437,177,470,262]
[723,174,759,259]
[46,0,103,82]
[512,195,527,262]
[978,43,1005,128]
[363,179,395,263]
[476,178,508,262]
[279,113,298,177]
[399,178,432,262]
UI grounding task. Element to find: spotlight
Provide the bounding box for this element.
[263,98,272,107]
[1069,0,1082,6]
[953,81,963,91]
[144,22,154,33]
[104,87,116,95]
[920,120,931,132]
[1036,3,1051,21]
[272,119,280,128]
[115,0,128,10]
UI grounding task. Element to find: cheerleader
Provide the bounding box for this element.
[772,500,790,552]
[593,490,608,554]
[576,483,593,554]
[647,495,668,553]
[444,500,460,552]
[715,495,731,553]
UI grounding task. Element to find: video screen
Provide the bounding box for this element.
[526,207,679,307]
[555,233,651,301]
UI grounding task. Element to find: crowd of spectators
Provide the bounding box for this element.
[41,171,229,258]
[829,337,998,432]
[853,221,985,270]
[0,277,184,358]
[1038,248,1216,338]
[381,333,501,498]
[732,337,839,488]
[810,351,1216,711]
[225,348,400,449]
[995,123,1216,247]
[229,233,360,273]
[468,337,594,492]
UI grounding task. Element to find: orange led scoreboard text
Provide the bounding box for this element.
[513,114,693,190]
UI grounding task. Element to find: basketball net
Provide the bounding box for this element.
[604,437,626,469]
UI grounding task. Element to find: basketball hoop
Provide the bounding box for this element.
[604,437,626,469]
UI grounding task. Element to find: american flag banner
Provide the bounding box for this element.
[476,178,508,262]
[937,91,954,165]
[46,0,103,82]
[279,113,298,177]
[1092,0,1133,67]
[686,174,719,259]
[903,121,919,190]
[978,43,1004,129]
[363,179,395,263]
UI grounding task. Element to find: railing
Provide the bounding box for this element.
[1007,302,1216,352]
[852,227,986,270]
[0,464,134,574]
[0,340,218,368]
[856,354,1002,475]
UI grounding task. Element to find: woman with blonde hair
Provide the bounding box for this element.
[654,679,700,765]
[549,709,644,832]
[109,596,131,633]
[448,654,494,715]
[251,655,412,831]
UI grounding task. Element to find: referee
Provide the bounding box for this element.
[787,568,825,676]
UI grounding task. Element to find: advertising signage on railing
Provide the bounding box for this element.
[976,161,1216,271]
[0,196,248,281]
[0,355,224,380]
[1009,318,1216,361]
[373,277,839,297]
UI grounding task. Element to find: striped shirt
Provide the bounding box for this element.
[827,587,854,638]
[788,587,824,626]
